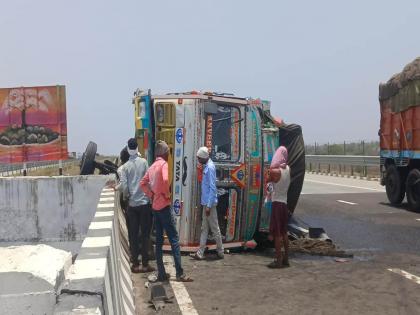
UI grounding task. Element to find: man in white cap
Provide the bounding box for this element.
[120,138,155,273]
[191,146,224,260]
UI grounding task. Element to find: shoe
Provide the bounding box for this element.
[216,252,224,259]
[190,252,204,260]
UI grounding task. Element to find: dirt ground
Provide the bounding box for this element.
[132,249,420,315]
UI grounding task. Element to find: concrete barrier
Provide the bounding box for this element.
[0,176,111,241]
[54,188,136,315]
[0,244,72,315]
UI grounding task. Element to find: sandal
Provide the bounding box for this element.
[267,261,286,269]
[282,259,290,267]
[131,265,141,273]
[190,253,204,260]
[139,265,156,273]
[176,274,194,282]
[157,273,171,282]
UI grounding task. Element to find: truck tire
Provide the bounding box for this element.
[406,169,420,212]
[80,141,97,175]
[385,164,405,205]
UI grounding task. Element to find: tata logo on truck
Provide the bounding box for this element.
[173,199,181,215]
[176,128,183,144]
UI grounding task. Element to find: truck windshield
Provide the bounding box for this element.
[206,105,241,162]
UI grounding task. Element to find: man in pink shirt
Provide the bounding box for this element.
[140,140,192,282]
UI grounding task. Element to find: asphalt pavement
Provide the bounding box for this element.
[133,173,420,315]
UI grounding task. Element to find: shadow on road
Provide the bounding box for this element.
[379,201,420,214]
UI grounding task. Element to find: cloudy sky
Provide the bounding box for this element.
[1,0,419,154]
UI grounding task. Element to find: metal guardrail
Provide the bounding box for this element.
[0,159,79,176]
[305,155,380,167]
[305,155,380,177]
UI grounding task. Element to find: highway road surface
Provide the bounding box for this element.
[133,173,420,315]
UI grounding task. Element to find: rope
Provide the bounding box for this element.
[289,239,353,258]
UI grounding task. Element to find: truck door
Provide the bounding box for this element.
[259,127,279,232]
[134,93,154,165]
[242,105,264,241]
[203,102,244,242]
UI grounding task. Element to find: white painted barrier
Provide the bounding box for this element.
[0,176,111,241]
[54,188,136,315]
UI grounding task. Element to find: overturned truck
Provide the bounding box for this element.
[132,90,305,250]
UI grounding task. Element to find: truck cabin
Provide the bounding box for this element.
[132,89,304,250]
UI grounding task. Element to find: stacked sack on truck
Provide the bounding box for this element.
[379,57,420,112]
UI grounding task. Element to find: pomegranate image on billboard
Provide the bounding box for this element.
[0,85,68,163]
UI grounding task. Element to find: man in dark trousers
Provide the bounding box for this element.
[140,140,193,282]
[120,138,155,273]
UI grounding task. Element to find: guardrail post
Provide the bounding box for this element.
[309,163,312,172]
[328,164,330,174]
[339,164,341,175]
[318,163,321,173]
[351,165,354,176]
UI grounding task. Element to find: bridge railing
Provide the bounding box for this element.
[0,159,79,176]
[305,155,380,177]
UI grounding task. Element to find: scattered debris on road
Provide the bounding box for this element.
[289,239,353,258]
[149,284,173,311]
[335,258,350,263]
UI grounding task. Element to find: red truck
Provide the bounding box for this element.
[380,58,420,211]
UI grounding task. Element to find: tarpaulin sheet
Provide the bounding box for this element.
[0,86,68,163]
[379,57,420,112]
[278,123,305,213]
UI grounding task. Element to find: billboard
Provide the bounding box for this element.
[0,85,68,163]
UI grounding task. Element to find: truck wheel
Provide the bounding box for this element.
[406,169,420,212]
[80,141,97,175]
[385,165,405,205]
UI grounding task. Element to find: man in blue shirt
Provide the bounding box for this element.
[191,147,224,260]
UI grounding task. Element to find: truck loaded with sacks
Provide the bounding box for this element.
[132,89,305,251]
[380,57,420,212]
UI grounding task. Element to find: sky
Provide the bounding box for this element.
[0,0,419,154]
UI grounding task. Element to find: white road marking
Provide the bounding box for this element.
[305,179,384,192]
[416,219,420,222]
[100,197,114,202]
[388,268,420,285]
[163,256,198,315]
[336,200,358,205]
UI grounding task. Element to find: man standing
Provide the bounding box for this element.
[120,138,155,273]
[140,140,192,282]
[192,147,224,260]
